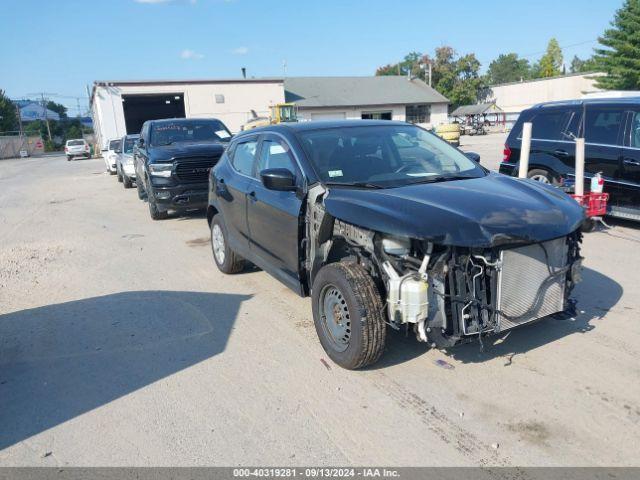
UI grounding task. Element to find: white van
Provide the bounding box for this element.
[103,138,121,175]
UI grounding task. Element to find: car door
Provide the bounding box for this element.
[135,123,149,182]
[214,136,259,251]
[615,108,640,214]
[246,133,304,288]
[580,105,625,200]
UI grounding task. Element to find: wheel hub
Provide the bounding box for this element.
[320,285,351,352]
[212,224,225,264]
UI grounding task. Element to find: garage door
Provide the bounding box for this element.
[311,112,346,121]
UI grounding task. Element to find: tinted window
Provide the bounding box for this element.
[257,139,298,174]
[631,112,640,148]
[231,140,258,177]
[150,120,232,146]
[109,140,120,151]
[529,110,570,140]
[583,108,623,145]
[299,125,484,188]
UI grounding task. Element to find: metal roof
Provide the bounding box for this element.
[451,103,503,116]
[284,76,449,108]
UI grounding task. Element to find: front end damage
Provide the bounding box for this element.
[305,185,583,348]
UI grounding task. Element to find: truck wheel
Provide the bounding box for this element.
[67,156,72,161]
[136,178,146,200]
[528,168,558,185]
[211,214,244,274]
[117,167,123,182]
[312,262,386,369]
[148,195,168,220]
[123,175,133,189]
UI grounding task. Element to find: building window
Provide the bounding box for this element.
[361,111,392,120]
[406,104,430,124]
[215,94,225,104]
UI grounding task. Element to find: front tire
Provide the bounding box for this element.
[148,193,168,220]
[312,262,386,370]
[67,156,72,161]
[211,214,244,274]
[123,174,133,189]
[136,176,146,200]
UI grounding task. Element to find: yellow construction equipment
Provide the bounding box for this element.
[242,103,298,131]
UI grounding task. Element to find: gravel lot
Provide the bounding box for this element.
[1,154,640,466]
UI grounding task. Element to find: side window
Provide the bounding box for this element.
[583,107,623,145]
[529,110,571,140]
[231,139,258,176]
[630,112,640,148]
[257,139,298,175]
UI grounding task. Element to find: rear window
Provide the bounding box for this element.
[67,140,85,146]
[529,110,571,140]
[109,140,120,151]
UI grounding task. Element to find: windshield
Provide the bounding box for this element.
[109,140,120,151]
[67,140,85,146]
[150,120,232,146]
[123,137,138,154]
[299,125,484,188]
[279,105,297,122]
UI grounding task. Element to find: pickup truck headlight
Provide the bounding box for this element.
[149,163,173,177]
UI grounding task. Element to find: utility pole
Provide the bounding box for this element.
[15,103,24,138]
[40,93,52,141]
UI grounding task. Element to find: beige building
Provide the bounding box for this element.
[90,78,286,147]
[488,72,606,113]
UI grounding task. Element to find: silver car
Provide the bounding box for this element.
[65,139,91,161]
[116,134,139,189]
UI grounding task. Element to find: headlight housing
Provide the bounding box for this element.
[382,236,411,256]
[149,163,173,177]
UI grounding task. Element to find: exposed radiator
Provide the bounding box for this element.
[496,237,568,331]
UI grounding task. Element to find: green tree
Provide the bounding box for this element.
[594,0,640,89]
[0,89,18,133]
[537,38,564,77]
[487,53,531,84]
[46,100,68,120]
[569,55,600,73]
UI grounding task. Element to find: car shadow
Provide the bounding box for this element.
[368,267,622,369]
[0,290,251,451]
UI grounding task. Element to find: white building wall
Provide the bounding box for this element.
[488,73,605,113]
[298,102,449,127]
[91,80,285,147]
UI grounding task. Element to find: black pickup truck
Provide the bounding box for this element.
[134,118,232,220]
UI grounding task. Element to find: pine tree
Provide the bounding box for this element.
[538,38,563,78]
[595,0,640,89]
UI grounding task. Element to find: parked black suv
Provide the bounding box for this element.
[207,120,584,369]
[499,98,640,222]
[134,118,232,220]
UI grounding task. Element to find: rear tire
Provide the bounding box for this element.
[311,262,386,370]
[117,167,123,182]
[123,174,133,189]
[211,214,244,274]
[136,177,146,200]
[67,156,72,161]
[528,168,558,185]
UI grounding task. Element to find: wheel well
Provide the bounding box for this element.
[206,205,219,226]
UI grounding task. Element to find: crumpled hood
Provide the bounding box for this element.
[148,142,226,162]
[323,173,585,247]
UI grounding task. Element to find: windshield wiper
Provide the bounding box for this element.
[407,174,476,185]
[324,181,385,189]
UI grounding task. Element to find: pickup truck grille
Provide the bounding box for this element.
[175,156,220,183]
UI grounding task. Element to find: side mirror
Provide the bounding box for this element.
[260,168,296,191]
[464,151,481,163]
[138,138,145,147]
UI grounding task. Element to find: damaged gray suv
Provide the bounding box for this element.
[207,120,585,369]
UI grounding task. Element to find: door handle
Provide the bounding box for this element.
[623,158,640,167]
[554,149,569,157]
[248,191,257,202]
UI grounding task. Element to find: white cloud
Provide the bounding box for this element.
[181,49,204,60]
[232,46,249,55]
